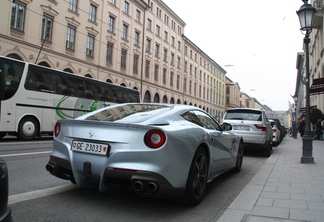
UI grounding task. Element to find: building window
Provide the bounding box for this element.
[171,36,175,47]
[122,24,128,40]
[134,31,140,46]
[135,10,141,22]
[155,44,159,57]
[86,35,95,57]
[184,78,187,93]
[172,20,176,30]
[145,60,150,78]
[171,53,174,66]
[108,0,115,5]
[147,18,152,31]
[154,64,159,81]
[156,7,161,18]
[69,0,78,12]
[164,31,168,42]
[176,75,180,89]
[170,72,174,87]
[11,1,26,32]
[177,56,181,69]
[66,26,76,50]
[146,38,151,53]
[106,42,113,64]
[89,4,97,22]
[163,49,168,62]
[155,25,160,36]
[41,15,53,42]
[178,26,182,35]
[121,49,127,69]
[133,55,139,74]
[178,41,181,51]
[108,16,115,32]
[124,1,129,14]
[163,68,167,84]
[164,14,169,25]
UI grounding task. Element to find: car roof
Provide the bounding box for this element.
[225,108,265,113]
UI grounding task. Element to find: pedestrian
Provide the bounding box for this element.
[313,119,322,140]
[298,116,306,137]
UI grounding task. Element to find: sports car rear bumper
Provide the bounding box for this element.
[46,156,185,198]
[103,167,185,198]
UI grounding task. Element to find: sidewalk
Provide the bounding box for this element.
[217,136,324,222]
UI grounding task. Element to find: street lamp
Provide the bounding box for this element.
[296,0,316,164]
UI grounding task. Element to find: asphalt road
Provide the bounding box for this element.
[0,138,269,222]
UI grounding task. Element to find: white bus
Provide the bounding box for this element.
[0,56,140,140]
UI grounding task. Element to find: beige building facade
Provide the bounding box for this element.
[239,92,264,109]
[225,77,240,109]
[0,0,227,120]
[309,0,324,113]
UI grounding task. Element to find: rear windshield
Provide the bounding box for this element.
[85,104,171,123]
[224,110,262,121]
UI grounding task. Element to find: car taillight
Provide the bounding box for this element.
[144,129,166,148]
[272,129,277,132]
[54,122,61,137]
[254,124,267,132]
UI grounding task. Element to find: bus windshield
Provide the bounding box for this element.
[0,57,25,100]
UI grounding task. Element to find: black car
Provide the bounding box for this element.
[0,158,12,222]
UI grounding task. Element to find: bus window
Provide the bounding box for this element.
[0,58,25,100]
[114,87,124,103]
[26,65,56,93]
[85,81,105,100]
[105,86,118,103]
[125,90,140,102]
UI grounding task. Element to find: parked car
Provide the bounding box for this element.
[46,103,244,205]
[0,158,12,222]
[222,108,273,156]
[270,119,281,146]
[269,118,285,141]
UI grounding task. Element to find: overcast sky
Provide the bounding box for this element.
[162,0,305,110]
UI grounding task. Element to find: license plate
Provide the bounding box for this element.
[72,141,109,156]
[234,125,250,131]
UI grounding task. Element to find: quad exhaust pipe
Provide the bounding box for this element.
[132,180,159,193]
[132,180,145,192]
[46,163,55,174]
[147,182,158,193]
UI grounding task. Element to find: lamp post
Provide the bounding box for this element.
[296,0,316,164]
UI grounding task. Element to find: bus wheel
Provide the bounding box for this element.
[18,117,39,140]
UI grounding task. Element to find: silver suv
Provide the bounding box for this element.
[222,108,273,156]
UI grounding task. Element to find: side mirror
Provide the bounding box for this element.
[221,122,232,131]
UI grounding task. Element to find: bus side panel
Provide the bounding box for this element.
[0,101,16,132]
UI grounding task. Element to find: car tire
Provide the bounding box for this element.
[182,147,208,205]
[233,141,244,172]
[263,140,272,157]
[17,116,39,140]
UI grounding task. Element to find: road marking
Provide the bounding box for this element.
[0,151,51,157]
[8,184,75,205]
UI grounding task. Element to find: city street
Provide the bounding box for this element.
[0,138,268,222]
